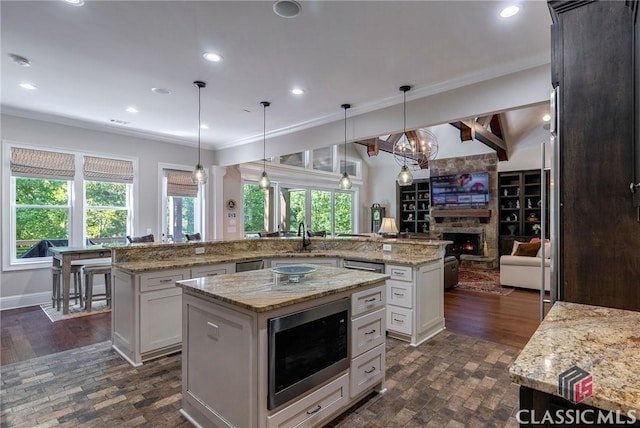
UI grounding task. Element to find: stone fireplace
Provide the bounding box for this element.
[428,153,498,269]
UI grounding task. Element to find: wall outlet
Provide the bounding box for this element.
[195,247,205,255]
[383,244,392,252]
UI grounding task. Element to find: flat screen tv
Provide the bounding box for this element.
[430,172,490,207]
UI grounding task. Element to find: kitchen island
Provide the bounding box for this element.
[110,237,449,365]
[509,301,640,426]
[176,265,389,428]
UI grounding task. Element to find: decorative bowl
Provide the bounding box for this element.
[271,265,317,283]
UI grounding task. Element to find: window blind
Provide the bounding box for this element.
[10,147,75,180]
[83,156,134,183]
[166,169,198,198]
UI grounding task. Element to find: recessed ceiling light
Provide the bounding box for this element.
[203,52,223,62]
[151,87,171,95]
[273,0,301,18]
[64,0,84,6]
[8,53,31,67]
[200,124,209,130]
[500,5,520,18]
[291,88,305,95]
[542,114,551,122]
[19,82,37,90]
[126,107,138,113]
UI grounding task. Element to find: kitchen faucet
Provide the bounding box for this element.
[298,222,311,250]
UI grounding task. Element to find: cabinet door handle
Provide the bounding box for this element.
[159,279,173,283]
[364,329,376,335]
[364,366,376,374]
[393,292,405,297]
[306,405,321,415]
[392,270,404,276]
[364,297,376,303]
[393,318,404,323]
[206,273,219,276]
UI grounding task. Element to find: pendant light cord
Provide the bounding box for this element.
[197,85,202,165]
[263,103,266,170]
[343,106,347,174]
[402,88,407,168]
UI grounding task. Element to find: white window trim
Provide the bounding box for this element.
[2,140,138,271]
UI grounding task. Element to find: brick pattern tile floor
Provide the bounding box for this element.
[1,332,521,427]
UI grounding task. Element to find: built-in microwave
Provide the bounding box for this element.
[267,298,350,410]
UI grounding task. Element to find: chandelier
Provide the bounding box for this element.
[393,127,439,171]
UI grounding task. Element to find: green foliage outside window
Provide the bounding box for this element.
[85,181,128,239]
[244,184,266,232]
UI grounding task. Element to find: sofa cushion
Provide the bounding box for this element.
[510,240,527,255]
[501,255,551,267]
[513,242,541,257]
[536,241,552,258]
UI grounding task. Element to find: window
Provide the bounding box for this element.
[278,186,353,236]
[312,147,334,172]
[280,152,306,168]
[163,169,203,243]
[84,155,133,244]
[7,145,135,266]
[243,183,268,233]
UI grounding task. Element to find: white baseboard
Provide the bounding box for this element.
[0,291,50,311]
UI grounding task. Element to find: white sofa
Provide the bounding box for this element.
[500,240,551,291]
[500,255,550,290]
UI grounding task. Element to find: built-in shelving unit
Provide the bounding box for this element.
[397,179,430,235]
[498,169,550,255]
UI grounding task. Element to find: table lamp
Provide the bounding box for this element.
[378,217,398,237]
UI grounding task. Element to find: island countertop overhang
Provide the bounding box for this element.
[110,237,450,274]
[176,265,390,313]
[509,301,640,414]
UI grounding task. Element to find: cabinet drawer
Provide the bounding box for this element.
[385,264,413,282]
[387,306,413,335]
[350,343,385,398]
[387,280,413,309]
[139,270,189,292]
[351,307,385,357]
[190,263,235,279]
[267,373,349,428]
[351,285,385,317]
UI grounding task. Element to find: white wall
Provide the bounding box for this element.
[0,114,213,307]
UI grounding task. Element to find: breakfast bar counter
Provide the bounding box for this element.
[509,301,640,420]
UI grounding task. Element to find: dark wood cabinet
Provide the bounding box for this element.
[397,180,430,236]
[498,170,550,255]
[549,0,640,311]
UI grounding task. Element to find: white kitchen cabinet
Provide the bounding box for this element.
[112,267,189,366]
[112,262,235,366]
[191,262,235,278]
[385,260,444,346]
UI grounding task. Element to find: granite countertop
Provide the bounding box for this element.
[175,265,389,313]
[112,249,440,273]
[509,301,640,413]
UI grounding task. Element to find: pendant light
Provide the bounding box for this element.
[258,101,271,191]
[191,80,207,184]
[339,103,352,190]
[396,85,413,186]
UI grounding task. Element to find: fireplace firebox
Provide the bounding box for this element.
[443,232,483,257]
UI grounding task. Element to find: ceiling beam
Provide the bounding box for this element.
[450,118,509,161]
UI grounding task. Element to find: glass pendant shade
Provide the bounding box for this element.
[339,172,352,190]
[258,171,271,190]
[397,165,413,186]
[192,164,207,184]
[339,103,352,189]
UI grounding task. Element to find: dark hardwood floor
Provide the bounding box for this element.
[0,286,546,367]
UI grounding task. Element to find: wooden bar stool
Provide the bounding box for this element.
[52,265,83,311]
[83,265,112,312]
